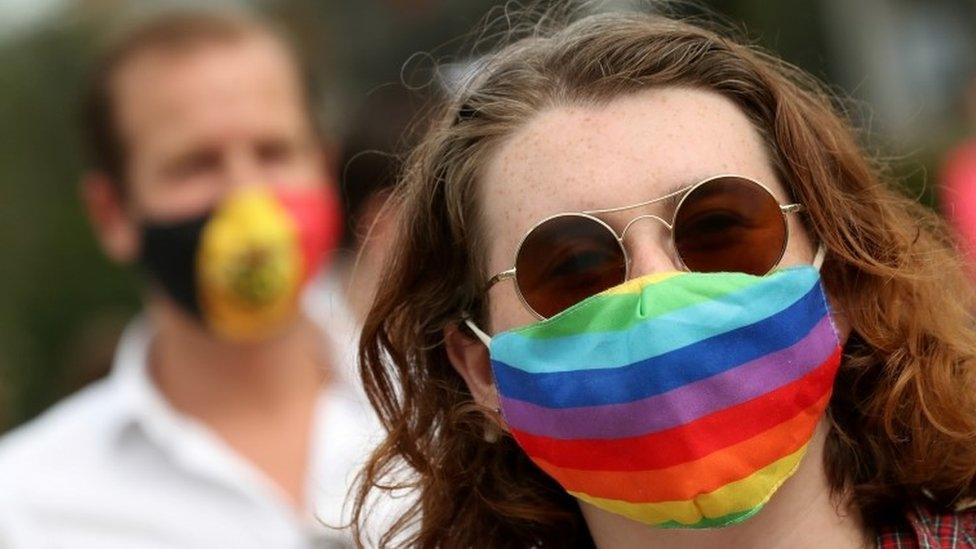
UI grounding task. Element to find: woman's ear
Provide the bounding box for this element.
[444,323,499,410]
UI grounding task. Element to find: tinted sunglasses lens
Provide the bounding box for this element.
[515,215,627,318]
[673,177,787,275]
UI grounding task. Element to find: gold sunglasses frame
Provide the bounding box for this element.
[483,174,806,320]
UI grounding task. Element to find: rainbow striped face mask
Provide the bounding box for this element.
[466,263,841,528]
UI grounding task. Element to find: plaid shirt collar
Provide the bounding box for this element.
[876,505,976,548]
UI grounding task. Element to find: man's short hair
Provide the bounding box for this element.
[80,9,321,189]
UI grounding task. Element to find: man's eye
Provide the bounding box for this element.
[167,150,220,180]
[256,140,296,165]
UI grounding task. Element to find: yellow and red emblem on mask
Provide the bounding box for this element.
[140,184,341,341]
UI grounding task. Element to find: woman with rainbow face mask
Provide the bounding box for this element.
[351,7,976,549]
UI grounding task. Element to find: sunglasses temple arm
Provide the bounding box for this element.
[462,269,515,346]
[463,318,492,346]
[486,269,516,289]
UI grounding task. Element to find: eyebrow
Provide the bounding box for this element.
[581,179,697,216]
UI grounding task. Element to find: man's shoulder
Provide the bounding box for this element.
[0,379,124,486]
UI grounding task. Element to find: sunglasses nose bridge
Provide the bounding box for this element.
[617,214,681,279]
[619,214,672,241]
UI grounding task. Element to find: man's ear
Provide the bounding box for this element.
[444,322,499,410]
[80,172,140,264]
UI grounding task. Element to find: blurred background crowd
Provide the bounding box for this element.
[0,0,975,433]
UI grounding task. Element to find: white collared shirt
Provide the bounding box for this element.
[0,275,395,548]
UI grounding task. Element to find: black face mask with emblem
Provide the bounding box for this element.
[136,186,341,341]
[140,213,209,319]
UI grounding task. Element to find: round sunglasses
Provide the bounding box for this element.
[482,175,806,319]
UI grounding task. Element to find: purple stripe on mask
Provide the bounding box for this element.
[499,315,837,440]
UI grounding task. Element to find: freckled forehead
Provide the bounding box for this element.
[479,87,779,241]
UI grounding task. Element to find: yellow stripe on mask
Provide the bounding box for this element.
[570,445,807,526]
[598,272,682,296]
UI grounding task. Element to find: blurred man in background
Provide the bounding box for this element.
[0,8,388,548]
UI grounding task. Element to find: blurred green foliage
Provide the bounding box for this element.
[0,18,141,427]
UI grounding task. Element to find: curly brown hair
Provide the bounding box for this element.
[352,5,976,548]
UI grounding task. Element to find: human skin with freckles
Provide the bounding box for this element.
[444,86,867,549]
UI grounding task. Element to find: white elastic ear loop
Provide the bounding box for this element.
[463,318,492,346]
[813,243,827,271]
